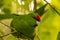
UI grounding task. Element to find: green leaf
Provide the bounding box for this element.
[21,0,32,11]
[0,38,3,40]
[51,0,60,12]
[2,8,11,14]
[38,3,60,40]
[6,35,17,40]
[0,0,4,8]
[37,0,44,8]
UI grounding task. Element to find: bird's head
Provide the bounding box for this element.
[30,13,41,22]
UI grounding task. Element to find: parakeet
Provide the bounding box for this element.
[10,4,47,40]
[10,13,41,40]
[0,3,47,40]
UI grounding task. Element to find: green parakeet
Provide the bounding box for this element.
[10,14,41,40]
[0,4,47,40]
[10,4,48,40]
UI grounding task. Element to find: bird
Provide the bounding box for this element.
[10,4,47,40]
[10,13,41,40]
[0,3,47,40]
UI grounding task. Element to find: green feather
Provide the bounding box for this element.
[10,15,37,39]
[34,4,48,16]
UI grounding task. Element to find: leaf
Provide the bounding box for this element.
[0,38,3,40]
[3,0,12,7]
[37,0,44,8]
[6,35,17,40]
[21,0,32,11]
[0,0,4,8]
[51,0,60,12]
[38,2,60,40]
[2,8,11,14]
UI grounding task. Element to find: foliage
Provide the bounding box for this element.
[0,0,60,40]
[38,0,60,40]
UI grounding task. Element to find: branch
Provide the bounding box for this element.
[33,0,37,11]
[0,21,18,38]
[44,0,60,15]
[0,31,17,38]
[0,21,14,30]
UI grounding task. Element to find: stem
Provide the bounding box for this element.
[33,0,37,11]
[0,35,4,40]
[0,31,16,38]
[0,21,18,38]
[37,35,40,40]
[0,21,14,30]
[44,0,60,15]
[0,22,32,39]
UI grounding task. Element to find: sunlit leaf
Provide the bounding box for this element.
[6,35,17,40]
[51,0,60,12]
[0,38,3,40]
[38,2,60,40]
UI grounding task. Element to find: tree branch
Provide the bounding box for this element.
[33,0,37,11]
[44,0,60,15]
[0,31,16,38]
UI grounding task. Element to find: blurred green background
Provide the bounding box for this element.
[0,0,60,40]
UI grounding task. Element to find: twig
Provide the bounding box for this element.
[0,21,15,31]
[37,35,40,40]
[0,35,4,40]
[0,21,32,39]
[33,0,37,11]
[44,0,60,15]
[0,31,17,38]
[0,21,18,37]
